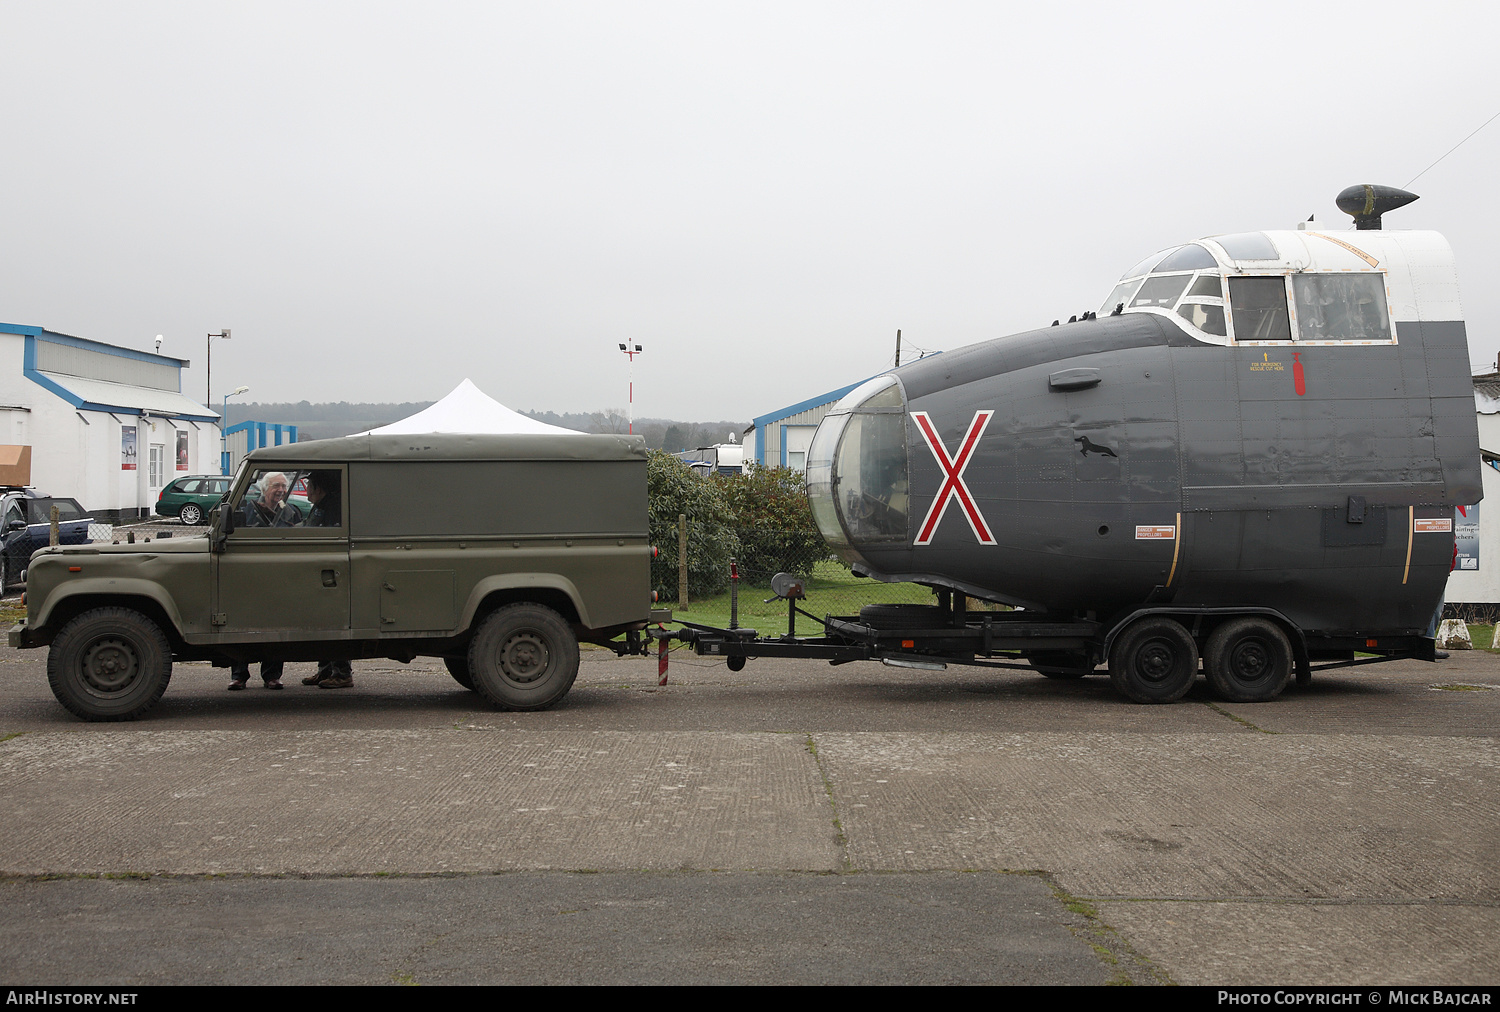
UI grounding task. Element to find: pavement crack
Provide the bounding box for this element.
[1042,874,1176,986]
[805,734,852,872]
[1198,700,1278,734]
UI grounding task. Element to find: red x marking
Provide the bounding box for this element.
[911,410,995,546]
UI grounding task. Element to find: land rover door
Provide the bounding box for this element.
[211,466,350,640]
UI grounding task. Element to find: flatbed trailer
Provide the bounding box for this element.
[649,580,1438,694]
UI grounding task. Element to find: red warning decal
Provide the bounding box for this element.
[1293,352,1306,396]
[1413,518,1453,534]
[1135,525,1176,540]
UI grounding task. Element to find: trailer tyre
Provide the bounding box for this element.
[726,655,746,672]
[444,656,476,691]
[467,603,579,711]
[47,607,173,721]
[1108,617,1198,703]
[1204,618,1291,703]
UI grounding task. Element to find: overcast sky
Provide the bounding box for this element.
[2,2,1496,421]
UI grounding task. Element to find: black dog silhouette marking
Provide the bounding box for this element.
[1075,436,1118,458]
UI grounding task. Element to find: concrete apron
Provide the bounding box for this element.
[2,724,1498,983]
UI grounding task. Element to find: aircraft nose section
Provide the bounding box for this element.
[806,375,911,558]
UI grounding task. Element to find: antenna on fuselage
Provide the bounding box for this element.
[1336,184,1419,230]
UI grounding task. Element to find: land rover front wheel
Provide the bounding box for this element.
[47,607,174,721]
[1108,617,1198,703]
[467,603,579,711]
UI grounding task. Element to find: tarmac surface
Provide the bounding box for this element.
[0,630,1496,985]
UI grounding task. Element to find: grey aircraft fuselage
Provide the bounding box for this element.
[807,226,1481,639]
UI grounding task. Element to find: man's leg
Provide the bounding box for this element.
[318,659,353,689]
[262,660,285,689]
[228,663,249,690]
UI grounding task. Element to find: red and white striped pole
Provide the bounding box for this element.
[618,343,643,434]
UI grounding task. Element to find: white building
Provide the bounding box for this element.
[0,324,219,521]
[1445,369,1500,609]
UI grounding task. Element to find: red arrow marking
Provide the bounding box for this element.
[912,410,996,545]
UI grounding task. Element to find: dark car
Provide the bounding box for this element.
[1,490,91,589]
[155,475,234,525]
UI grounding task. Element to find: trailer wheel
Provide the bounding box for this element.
[1026,651,1092,679]
[1204,618,1291,703]
[47,607,173,721]
[1108,617,1198,703]
[467,603,579,711]
[726,655,746,672]
[444,656,476,691]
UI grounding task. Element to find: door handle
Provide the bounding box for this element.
[322,569,338,587]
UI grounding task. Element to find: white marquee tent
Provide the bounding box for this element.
[355,379,581,436]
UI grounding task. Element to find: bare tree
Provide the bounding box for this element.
[588,407,630,434]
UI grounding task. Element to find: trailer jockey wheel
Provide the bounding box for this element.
[726,655,746,672]
[1203,617,1292,703]
[1108,617,1198,703]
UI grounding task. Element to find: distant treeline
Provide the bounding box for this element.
[225,402,749,451]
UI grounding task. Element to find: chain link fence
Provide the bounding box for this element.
[653,526,941,635]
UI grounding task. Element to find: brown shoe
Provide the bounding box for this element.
[318,674,353,689]
[301,672,324,685]
[264,678,283,690]
[227,678,248,691]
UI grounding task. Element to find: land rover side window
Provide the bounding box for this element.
[1292,273,1391,342]
[1228,276,1291,342]
[231,469,343,532]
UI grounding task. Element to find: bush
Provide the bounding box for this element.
[715,464,829,581]
[647,451,739,600]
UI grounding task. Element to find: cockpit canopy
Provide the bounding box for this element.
[1101,232,1393,345]
[806,375,910,553]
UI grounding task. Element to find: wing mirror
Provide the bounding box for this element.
[210,502,234,553]
[6,519,25,533]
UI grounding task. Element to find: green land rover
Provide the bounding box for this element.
[11,433,657,721]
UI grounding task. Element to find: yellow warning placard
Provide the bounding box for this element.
[1135,525,1176,540]
[1413,518,1453,534]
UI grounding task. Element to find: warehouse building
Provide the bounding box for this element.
[0,323,220,522]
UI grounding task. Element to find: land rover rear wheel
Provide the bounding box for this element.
[444,656,476,691]
[467,603,579,711]
[47,607,173,721]
[180,503,203,526]
[1108,617,1198,703]
[1204,618,1291,703]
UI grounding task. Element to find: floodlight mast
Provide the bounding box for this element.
[206,329,231,406]
[618,343,643,434]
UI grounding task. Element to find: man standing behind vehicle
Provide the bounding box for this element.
[228,471,300,690]
[299,470,355,689]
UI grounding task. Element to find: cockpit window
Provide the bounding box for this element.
[1098,279,1142,316]
[1214,232,1280,261]
[1131,274,1191,309]
[1151,244,1217,272]
[1120,249,1173,281]
[1186,274,1223,298]
[1177,303,1227,336]
[1292,274,1391,342]
[1228,277,1292,342]
[806,375,909,547]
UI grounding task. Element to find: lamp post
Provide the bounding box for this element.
[206,329,231,406]
[221,385,249,475]
[617,343,642,434]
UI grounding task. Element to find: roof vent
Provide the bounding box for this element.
[1336,184,1419,230]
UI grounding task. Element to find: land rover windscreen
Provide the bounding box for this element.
[806,375,909,563]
